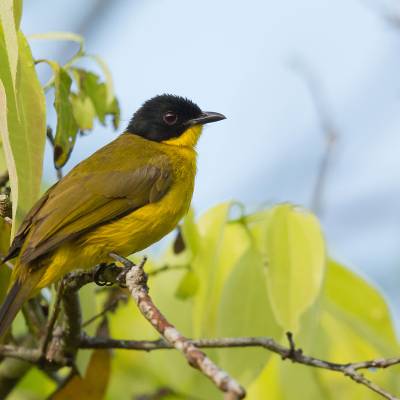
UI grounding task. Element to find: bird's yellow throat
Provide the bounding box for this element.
[162,125,203,148]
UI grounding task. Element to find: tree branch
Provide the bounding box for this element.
[1,257,398,399]
[109,253,246,400]
[80,334,400,400]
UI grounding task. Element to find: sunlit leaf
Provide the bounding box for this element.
[175,269,198,299]
[87,54,114,105]
[12,0,22,29]
[28,31,84,53]
[70,92,95,131]
[265,204,326,332]
[0,0,18,91]
[0,138,6,172]
[246,355,284,400]
[76,284,98,374]
[323,259,398,350]
[191,202,234,336]
[28,32,85,91]
[217,248,282,384]
[0,30,46,234]
[75,69,108,124]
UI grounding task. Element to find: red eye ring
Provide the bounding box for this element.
[163,111,178,125]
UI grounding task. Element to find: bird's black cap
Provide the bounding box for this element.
[126,94,225,142]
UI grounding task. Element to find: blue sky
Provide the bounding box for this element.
[22,0,400,325]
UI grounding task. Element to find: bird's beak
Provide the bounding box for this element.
[185,111,226,127]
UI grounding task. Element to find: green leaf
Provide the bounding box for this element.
[191,203,237,336]
[217,248,282,384]
[0,30,46,233]
[87,54,115,105]
[0,138,7,172]
[265,204,326,332]
[70,92,96,131]
[27,31,84,52]
[108,96,120,130]
[76,69,108,124]
[12,0,22,29]
[175,269,198,300]
[322,259,398,354]
[0,0,18,91]
[76,284,98,374]
[39,60,79,169]
[72,68,120,130]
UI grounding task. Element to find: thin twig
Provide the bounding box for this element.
[40,281,65,360]
[81,335,400,400]
[0,259,397,399]
[82,292,127,328]
[46,126,63,180]
[292,61,338,217]
[62,288,81,360]
[147,264,188,277]
[0,194,11,219]
[109,253,246,400]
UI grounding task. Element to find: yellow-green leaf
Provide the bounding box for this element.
[323,259,398,354]
[39,60,79,169]
[217,248,281,384]
[76,284,98,374]
[0,0,18,91]
[265,204,326,332]
[175,269,198,299]
[70,92,95,131]
[0,30,46,234]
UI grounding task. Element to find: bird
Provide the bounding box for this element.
[0,94,225,338]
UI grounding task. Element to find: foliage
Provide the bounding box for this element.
[0,1,399,400]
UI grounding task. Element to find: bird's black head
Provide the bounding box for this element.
[126,94,225,142]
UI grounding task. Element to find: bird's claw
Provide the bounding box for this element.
[93,263,115,287]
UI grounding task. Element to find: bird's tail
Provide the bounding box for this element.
[0,269,43,339]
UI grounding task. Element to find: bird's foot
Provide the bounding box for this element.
[93,262,130,288]
[93,263,117,287]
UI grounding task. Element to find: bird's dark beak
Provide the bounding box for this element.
[185,111,226,127]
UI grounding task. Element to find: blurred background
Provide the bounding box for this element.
[22,0,400,329]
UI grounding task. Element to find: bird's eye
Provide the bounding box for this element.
[163,112,178,125]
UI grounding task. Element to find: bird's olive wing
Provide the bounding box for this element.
[19,155,172,264]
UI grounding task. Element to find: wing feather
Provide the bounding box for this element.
[8,134,173,264]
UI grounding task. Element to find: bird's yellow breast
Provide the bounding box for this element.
[36,127,200,289]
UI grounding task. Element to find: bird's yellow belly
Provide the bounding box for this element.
[37,174,194,289]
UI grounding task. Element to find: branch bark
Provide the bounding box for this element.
[1,257,398,399]
[109,253,246,400]
[80,335,400,400]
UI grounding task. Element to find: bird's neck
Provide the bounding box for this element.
[162,125,203,148]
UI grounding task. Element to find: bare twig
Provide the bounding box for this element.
[292,61,338,217]
[82,290,127,328]
[0,258,397,399]
[147,264,188,277]
[46,126,63,180]
[62,288,81,360]
[41,281,65,360]
[81,335,400,400]
[0,194,11,219]
[109,253,246,400]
